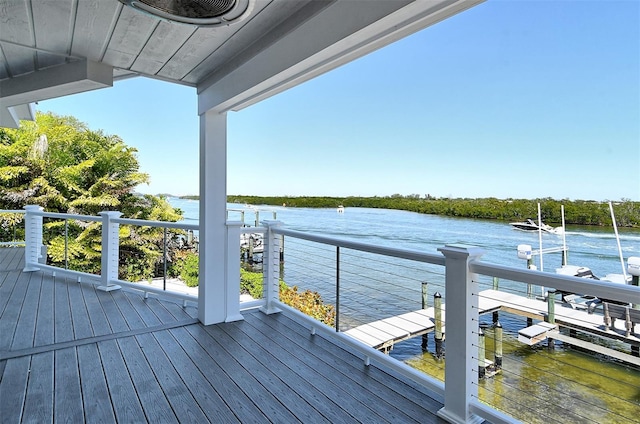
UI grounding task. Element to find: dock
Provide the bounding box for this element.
[344,289,640,364]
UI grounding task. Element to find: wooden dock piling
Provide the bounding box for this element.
[547,289,556,324]
[421,282,429,350]
[494,321,503,369]
[547,289,556,348]
[421,282,428,309]
[478,327,486,378]
[434,292,443,358]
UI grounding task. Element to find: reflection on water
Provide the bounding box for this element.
[169,198,640,422]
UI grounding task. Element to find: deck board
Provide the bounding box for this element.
[210,321,333,423]
[54,280,74,343]
[0,248,447,424]
[22,352,54,424]
[68,277,94,339]
[0,355,30,422]
[151,329,241,423]
[12,272,41,350]
[98,339,147,423]
[191,324,302,423]
[136,332,211,422]
[0,247,22,271]
[241,312,389,423]
[117,336,179,423]
[77,343,117,422]
[256,312,441,423]
[0,270,29,350]
[54,347,84,423]
[92,281,130,333]
[170,326,269,423]
[34,276,54,346]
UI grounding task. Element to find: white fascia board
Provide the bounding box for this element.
[11,103,35,121]
[0,103,35,128]
[0,106,20,128]
[197,0,484,114]
[0,60,113,108]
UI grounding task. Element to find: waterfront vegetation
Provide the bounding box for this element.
[0,112,183,281]
[218,195,640,228]
[241,265,336,326]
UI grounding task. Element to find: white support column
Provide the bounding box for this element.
[23,205,44,272]
[437,244,485,424]
[260,220,282,315]
[198,110,229,325]
[98,211,122,292]
[225,221,244,322]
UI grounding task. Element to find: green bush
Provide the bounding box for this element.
[241,268,264,298]
[180,253,199,287]
[279,285,336,326]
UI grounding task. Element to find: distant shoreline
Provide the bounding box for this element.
[172,195,640,228]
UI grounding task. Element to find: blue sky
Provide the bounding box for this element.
[39,0,639,201]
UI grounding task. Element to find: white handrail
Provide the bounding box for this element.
[28,210,102,221]
[470,261,639,305]
[114,217,199,231]
[274,227,446,266]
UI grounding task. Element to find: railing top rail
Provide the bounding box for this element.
[114,217,199,231]
[32,210,102,222]
[274,227,446,266]
[18,208,201,230]
[470,261,640,305]
[240,227,266,234]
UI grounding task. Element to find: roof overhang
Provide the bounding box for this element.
[0,0,484,127]
[198,0,483,114]
[0,60,113,127]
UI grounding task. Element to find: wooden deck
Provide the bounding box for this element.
[0,248,445,423]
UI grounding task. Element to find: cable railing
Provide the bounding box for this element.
[14,207,200,304]
[41,212,102,273]
[9,206,269,308]
[10,205,640,423]
[0,210,25,246]
[264,226,640,424]
[113,216,200,298]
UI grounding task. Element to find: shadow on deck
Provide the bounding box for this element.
[0,248,446,423]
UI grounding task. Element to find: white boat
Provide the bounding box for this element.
[510,218,563,234]
[555,264,631,312]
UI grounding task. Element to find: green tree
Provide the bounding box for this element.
[0,111,183,281]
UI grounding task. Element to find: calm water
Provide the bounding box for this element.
[171,197,639,277]
[170,197,640,423]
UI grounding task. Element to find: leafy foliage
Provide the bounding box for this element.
[0,212,25,242]
[0,112,183,281]
[241,265,336,326]
[179,252,199,287]
[240,267,264,299]
[279,284,336,327]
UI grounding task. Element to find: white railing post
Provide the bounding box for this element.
[260,220,282,315]
[437,244,486,424]
[225,221,244,322]
[23,205,44,272]
[98,211,122,292]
